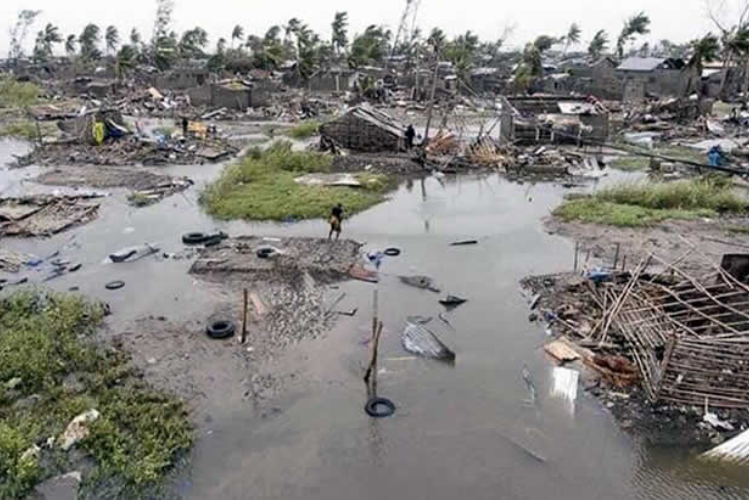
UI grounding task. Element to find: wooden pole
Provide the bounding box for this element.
[364,321,384,384]
[241,288,248,344]
[613,243,621,270]
[573,241,579,272]
[423,55,441,143]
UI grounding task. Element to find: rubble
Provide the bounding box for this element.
[59,409,100,451]
[0,194,101,238]
[523,245,749,443]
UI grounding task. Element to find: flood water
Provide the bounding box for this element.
[2,137,749,500]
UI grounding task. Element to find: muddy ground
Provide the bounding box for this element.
[545,216,749,273]
[109,236,366,422]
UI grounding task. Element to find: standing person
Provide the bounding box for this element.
[405,125,416,150]
[329,203,344,241]
[181,116,189,137]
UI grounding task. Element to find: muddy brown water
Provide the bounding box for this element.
[2,137,749,499]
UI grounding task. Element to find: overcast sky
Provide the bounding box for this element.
[0,0,731,55]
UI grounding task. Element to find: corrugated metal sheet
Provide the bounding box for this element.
[617,57,667,72]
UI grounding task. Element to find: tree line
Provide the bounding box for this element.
[7,0,749,95]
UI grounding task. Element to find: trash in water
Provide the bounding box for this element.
[439,294,468,308]
[450,240,478,246]
[406,315,432,324]
[402,322,456,362]
[704,400,735,432]
[336,308,358,317]
[438,312,453,329]
[703,428,749,464]
[400,275,441,293]
[551,367,579,404]
[522,366,537,404]
[544,340,580,364]
[109,244,159,263]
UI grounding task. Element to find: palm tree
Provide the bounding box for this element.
[79,24,102,60]
[105,26,120,55]
[563,23,581,53]
[617,12,651,59]
[65,34,77,56]
[588,30,609,59]
[130,28,142,47]
[684,33,720,96]
[231,25,244,49]
[285,18,301,43]
[332,12,349,54]
[33,23,62,62]
[217,37,227,54]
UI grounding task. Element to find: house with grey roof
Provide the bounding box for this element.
[616,57,693,101]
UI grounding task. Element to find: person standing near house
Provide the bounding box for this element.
[405,125,416,150]
[329,203,344,241]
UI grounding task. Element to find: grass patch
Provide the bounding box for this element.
[554,179,747,227]
[609,155,650,171]
[0,291,192,499]
[0,120,57,140]
[609,145,707,172]
[127,192,158,207]
[725,224,749,235]
[202,140,394,220]
[285,120,320,140]
[0,78,40,109]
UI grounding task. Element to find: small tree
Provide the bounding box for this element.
[617,12,651,59]
[332,12,349,55]
[684,33,720,96]
[563,23,582,53]
[179,28,209,59]
[588,30,609,59]
[105,26,120,55]
[9,10,42,62]
[231,25,244,49]
[65,34,77,56]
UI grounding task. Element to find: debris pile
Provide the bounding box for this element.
[0,194,101,238]
[523,249,749,441]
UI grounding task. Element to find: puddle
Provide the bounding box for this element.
[1,139,747,500]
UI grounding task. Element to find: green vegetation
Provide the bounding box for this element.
[0,120,57,139]
[554,179,747,227]
[127,192,158,207]
[608,145,706,171]
[0,291,192,499]
[0,78,40,109]
[202,141,394,220]
[285,120,320,139]
[724,224,749,235]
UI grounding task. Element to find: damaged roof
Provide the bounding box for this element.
[618,57,685,72]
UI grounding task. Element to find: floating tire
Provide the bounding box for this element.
[182,232,208,245]
[206,320,236,339]
[105,280,125,290]
[365,397,396,418]
[383,248,401,257]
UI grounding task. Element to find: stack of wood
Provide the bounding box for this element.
[425,131,458,155]
[465,137,514,169]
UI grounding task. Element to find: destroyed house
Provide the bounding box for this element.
[498,96,609,145]
[609,258,749,409]
[320,105,406,152]
[307,67,358,92]
[617,57,692,101]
